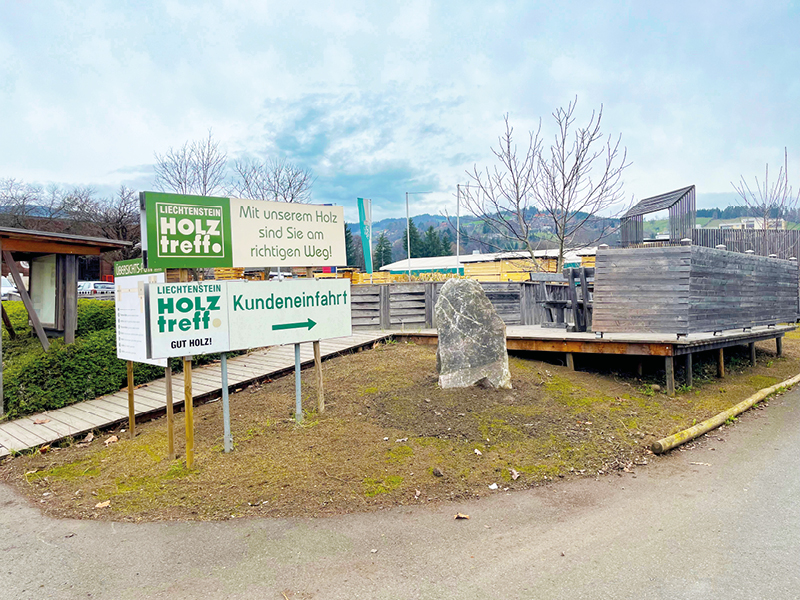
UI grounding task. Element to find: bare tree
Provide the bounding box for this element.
[732,148,799,253]
[0,178,43,228]
[460,99,630,272]
[535,98,630,270]
[154,130,228,196]
[231,156,314,203]
[458,115,544,267]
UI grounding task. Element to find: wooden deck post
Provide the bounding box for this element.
[379,285,390,330]
[636,359,643,378]
[665,356,675,396]
[684,353,693,388]
[314,340,325,414]
[64,254,77,344]
[777,336,783,357]
[717,348,725,378]
[749,342,757,366]
[566,352,575,370]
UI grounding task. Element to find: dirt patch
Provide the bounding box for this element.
[2,335,798,522]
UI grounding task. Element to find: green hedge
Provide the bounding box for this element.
[3,330,165,418]
[2,299,246,419]
[76,299,117,334]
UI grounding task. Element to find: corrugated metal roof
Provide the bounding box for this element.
[624,185,694,218]
[379,248,584,272]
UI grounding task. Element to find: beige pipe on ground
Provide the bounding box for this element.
[652,372,800,454]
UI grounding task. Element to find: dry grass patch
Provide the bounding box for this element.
[2,335,798,522]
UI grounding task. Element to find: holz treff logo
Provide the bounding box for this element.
[156,201,226,260]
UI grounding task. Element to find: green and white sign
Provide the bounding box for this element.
[146,281,231,359]
[227,279,351,349]
[146,279,352,359]
[140,192,346,269]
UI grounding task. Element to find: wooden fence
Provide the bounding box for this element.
[693,229,800,259]
[592,245,798,334]
[350,281,571,330]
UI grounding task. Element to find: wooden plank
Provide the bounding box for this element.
[17,416,80,440]
[48,406,105,429]
[1,421,50,446]
[0,426,29,451]
[67,400,127,421]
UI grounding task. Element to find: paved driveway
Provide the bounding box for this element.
[2,388,799,599]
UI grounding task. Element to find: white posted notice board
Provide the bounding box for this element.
[146,279,352,359]
[114,259,168,367]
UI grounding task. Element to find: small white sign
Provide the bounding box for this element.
[114,262,168,367]
[147,281,231,359]
[227,279,352,349]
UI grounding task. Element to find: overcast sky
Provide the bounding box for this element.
[1,1,798,221]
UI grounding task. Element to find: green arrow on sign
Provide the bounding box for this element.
[272,318,317,331]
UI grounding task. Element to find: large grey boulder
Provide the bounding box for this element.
[435,278,512,389]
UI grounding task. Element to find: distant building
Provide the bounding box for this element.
[699,217,787,230]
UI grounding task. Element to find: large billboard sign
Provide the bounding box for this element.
[146,279,352,359]
[140,192,346,269]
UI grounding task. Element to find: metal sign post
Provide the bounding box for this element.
[221,352,232,452]
[295,344,302,424]
[165,366,175,460]
[184,356,194,468]
[126,360,135,440]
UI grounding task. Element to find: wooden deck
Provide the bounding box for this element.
[396,324,795,395]
[0,331,391,458]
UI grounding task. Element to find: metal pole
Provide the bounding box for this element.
[221,352,232,453]
[165,365,175,460]
[295,343,302,424]
[184,356,194,468]
[127,360,135,440]
[456,184,461,276]
[406,191,411,281]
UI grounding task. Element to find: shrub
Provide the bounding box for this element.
[3,330,167,418]
[1,299,249,418]
[76,299,117,334]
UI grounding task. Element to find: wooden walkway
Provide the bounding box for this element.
[0,331,391,458]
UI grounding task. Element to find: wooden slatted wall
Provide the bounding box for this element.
[592,246,691,334]
[689,246,797,330]
[592,246,798,334]
[350,285,382,330]
[389,283,427,328]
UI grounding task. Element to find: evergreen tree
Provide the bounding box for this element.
[440,230,453,255]
[402,219,424,258]
[344,224,357,267]
[373,232,394,269]
[421,226,442,257]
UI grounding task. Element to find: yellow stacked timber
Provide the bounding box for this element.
[213,267,245,280]
[352,271,392,284]
[581,255,596,268]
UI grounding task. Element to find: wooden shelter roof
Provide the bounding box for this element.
[623,185,695,218]
[0,226,131,256]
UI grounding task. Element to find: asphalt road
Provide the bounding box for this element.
[1,387,798,600]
